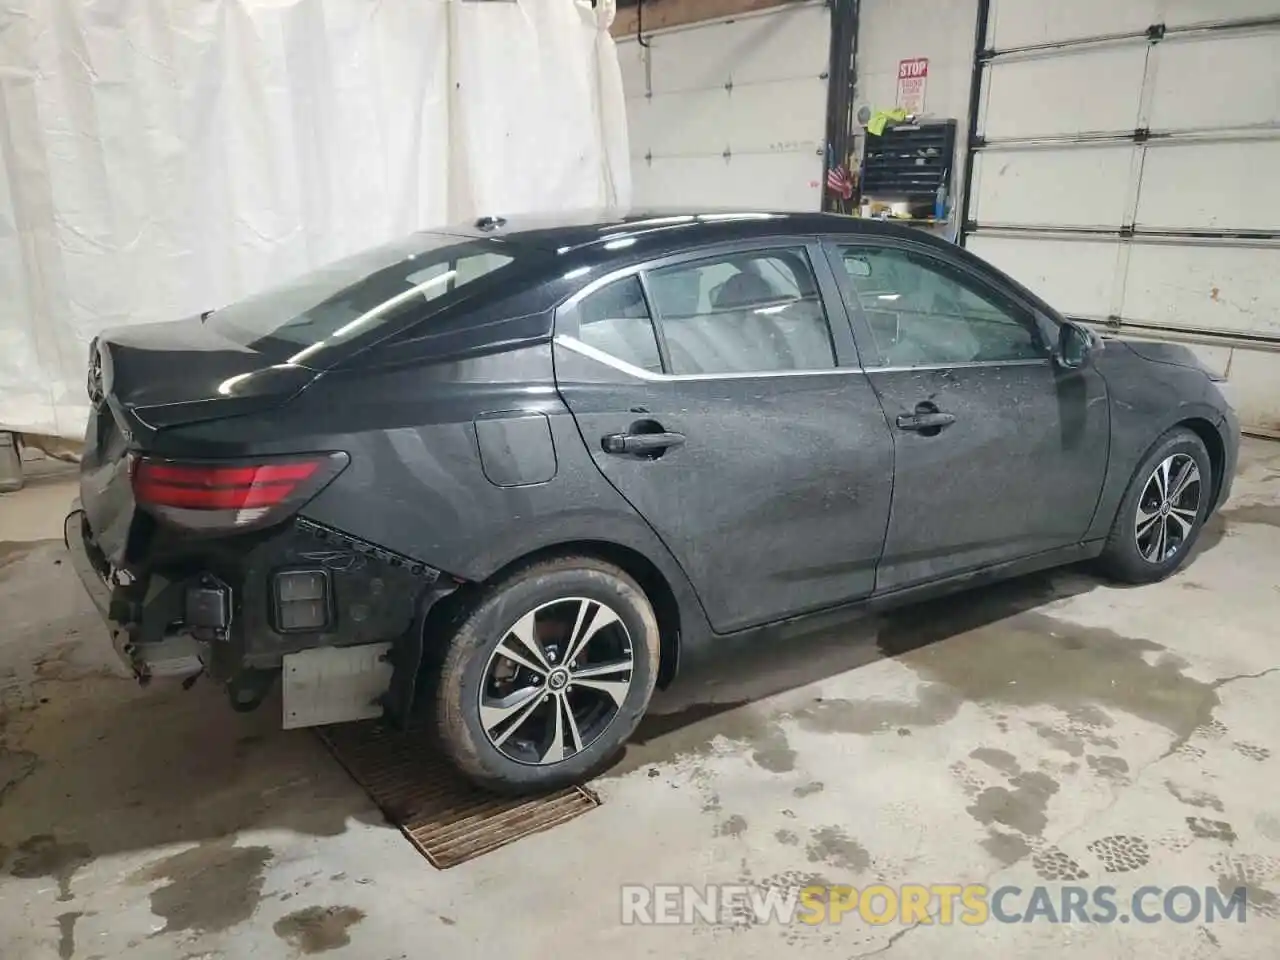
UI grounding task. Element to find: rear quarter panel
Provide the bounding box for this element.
[154,342,712,641]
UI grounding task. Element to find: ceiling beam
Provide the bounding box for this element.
[611,0,803,38]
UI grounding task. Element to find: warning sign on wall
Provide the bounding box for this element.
[896,58,929,115]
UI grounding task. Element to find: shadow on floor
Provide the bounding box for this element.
[616,565,1102,770]
[0,659,388,875]
[0,508,1239,878]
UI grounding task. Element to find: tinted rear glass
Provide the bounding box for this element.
[207,233,532,362]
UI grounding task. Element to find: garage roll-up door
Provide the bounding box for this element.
[963,1,1280,435]
[617,1,830,211]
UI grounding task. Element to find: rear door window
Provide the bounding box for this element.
[574,276,664,373]
[644,248,837,375]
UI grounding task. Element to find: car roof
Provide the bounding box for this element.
[438,208,937,255]
[431,208,1064,331]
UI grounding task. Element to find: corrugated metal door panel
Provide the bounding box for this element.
[618,2,830,212]
[1148,31,1280,131]
[860,0,976,65]
[986,0,1160,48]
[970,146,1135,228]
[966,235,1125,319]
[631,152,827,214]
[1123,22,1280,435]
[965,4,1280,433]
[632,2,829,94]
[1161,0,1280,28]
[986,0,1279,48]
[1136,141,1280,233]
[629,78,827,159]
[979,47,1148,140]
[1121,246,1280,338]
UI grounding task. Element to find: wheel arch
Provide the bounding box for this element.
[1087,400,1231,542]
[427,538,695,689]
[1176,416,1227,512]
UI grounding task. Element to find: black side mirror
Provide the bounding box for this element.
[1055,322,1093,369]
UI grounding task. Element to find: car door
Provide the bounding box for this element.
[553,240,895,634]
[825,237,1110,592]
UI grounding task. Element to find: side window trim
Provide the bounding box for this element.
[804,238,864,370]
[568,274,664,374]
[635,270,674,374]
[822,237,1053,371]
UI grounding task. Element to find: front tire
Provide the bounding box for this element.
[435,556,659,794]
[1097,426,1212,584]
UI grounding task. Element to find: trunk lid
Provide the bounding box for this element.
[96,316,320,430]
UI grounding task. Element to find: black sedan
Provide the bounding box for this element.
[66,210,1239,793]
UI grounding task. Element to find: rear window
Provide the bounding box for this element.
[207,233,531,362]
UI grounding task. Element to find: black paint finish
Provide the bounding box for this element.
[68,210,1240,697]
[474,412,558,487]
[1083,338,1238,538]
[554,348,895,634]
[868,360,1109,591]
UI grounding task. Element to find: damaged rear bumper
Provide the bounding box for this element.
[64,499,203,681]
[64,499,462,724]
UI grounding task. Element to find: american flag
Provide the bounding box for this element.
[827,164,854,200]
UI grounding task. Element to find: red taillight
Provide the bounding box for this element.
[131,454,347,531]
[134,461,320,509]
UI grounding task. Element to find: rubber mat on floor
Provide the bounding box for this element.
[316,721,600,868]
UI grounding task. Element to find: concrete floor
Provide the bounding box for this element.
[1,441,1278,959]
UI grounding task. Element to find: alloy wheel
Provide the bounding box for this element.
[479,597,634,766]
[1134,452,1202,564]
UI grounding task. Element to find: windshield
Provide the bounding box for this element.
[207,232,527,363]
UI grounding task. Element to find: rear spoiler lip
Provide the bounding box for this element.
[120,365,319,432]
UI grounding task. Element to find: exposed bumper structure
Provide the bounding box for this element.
[64,500,203,681]
[64,497,462,725]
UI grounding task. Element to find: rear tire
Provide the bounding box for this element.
[1097,426,1212,584]
[435,556,659,794]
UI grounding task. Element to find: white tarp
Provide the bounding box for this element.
[0,0,630,439]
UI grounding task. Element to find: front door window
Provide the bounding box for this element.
[838,246,1047,367]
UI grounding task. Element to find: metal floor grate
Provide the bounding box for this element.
[316,721,600,868]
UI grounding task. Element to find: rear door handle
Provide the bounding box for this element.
[896,411,956,432]
[601,431,686,456]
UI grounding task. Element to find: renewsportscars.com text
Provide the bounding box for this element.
[621,883,1250,926]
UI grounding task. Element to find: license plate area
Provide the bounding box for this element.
[282,644,393,729]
